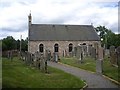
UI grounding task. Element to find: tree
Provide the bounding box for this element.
[2,36,28,51]
[2,36,17,51]
[95,26,120,49]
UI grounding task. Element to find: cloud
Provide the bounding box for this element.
[0,0,119,40]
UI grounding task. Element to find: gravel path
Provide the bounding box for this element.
[48,61,119,88]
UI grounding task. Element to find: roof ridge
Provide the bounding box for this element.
[31,24,92,26]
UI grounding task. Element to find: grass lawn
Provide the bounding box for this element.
[60,57,96,72]
[2,57,85,88]
[103,56,119,82]
[60,56,119,82]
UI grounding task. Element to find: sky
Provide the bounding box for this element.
[0,0,119,40]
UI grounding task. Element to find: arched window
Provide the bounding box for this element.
[39,44,44,52]
[54,43,59,52]
[83,43,86,45]
[69,43,73,52]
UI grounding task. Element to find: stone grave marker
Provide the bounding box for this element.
[7,51,13,61]
[109,46,117,65]
[62,50,64,57]
[74,47,77,57]
[40,53,45,72]
[76,46,83,63]
[53,52,58,63]
[96,47,103,74]
[94,43,99,59]
[116,46,120,66]
[82,45,87,57]
[90,47,96,60]
[88,45,92,56]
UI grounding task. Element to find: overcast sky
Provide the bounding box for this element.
[0,0,119,40]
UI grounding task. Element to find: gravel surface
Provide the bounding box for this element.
[48,61,119,88]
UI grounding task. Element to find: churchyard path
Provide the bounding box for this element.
[48,61,119,88]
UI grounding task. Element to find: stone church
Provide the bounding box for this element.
[28,13,100,56]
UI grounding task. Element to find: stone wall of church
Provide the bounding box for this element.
[28,40,100,57]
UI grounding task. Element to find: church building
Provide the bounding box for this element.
[28,13,100,56]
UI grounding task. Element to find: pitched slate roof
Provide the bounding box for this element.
[29,24,100,41]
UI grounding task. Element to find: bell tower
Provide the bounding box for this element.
[28,11,32,26]
[28,11,32,52]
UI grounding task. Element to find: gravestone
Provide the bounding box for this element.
[65,50,67,57]
[31,54,34,66]
[47,50,51,61]
[74,47,77,57]
[40,53,45,72]
[96,47,103,74]
[88,45,92,56]
[76,46,83,63]
[53,52,58,63]
[94,43,99,59]
[62,50,64,57]
[69,52,72,57]
[27,52,32,66]
[45,59,48,73]
[82,45,87,57]
[109,46,117,65]
[116,46,120,66]
[7,51,13,61]
[34,51,41,68]
[90,47,96,60]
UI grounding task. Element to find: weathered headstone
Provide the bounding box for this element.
[40,53,45,72]
[96,47,103,74]
[53,52,58,63]
[74,47,77,57]
[7,51,13,60]
[94,43,99,59]
[90,47,96,60]
[62,50,64,57]
[65,50,67,57]
[69,52,72,57]
[116,46,120,66]
[109,46,117,65]
[82,45,87,57]
[76,46,83,62]
[88,45,92,56]
[34,51,40,68]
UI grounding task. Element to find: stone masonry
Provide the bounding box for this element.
[28,40,100,57]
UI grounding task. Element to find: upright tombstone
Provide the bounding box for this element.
[88,45,92,56]
[62,50,64,57]
[74,47,77,57]
[96,47,104,74]
[69,52,72,57]
[53,52,58,63]
[40,53,45,72]
[82,45,87,57]
[94,43,99,59]
[76,46,83,63]
[116,46,120,66]
[109,46,117,65]
[31,54,34,66]
[34,51,40,68]
[65,50,67,57]
[27,52,32,66]
[91,47,96,60]
[8,51,13,61]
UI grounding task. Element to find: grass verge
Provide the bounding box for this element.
[60,56,119,83]
[103,56,119,83]
[60,57,96,72]
[2,57,85,88]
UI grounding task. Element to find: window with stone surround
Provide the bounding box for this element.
[69,43,73,52]
[54,43,59,52]
[39,44,44,52]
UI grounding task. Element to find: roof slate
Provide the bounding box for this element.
[29,24,100,41]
